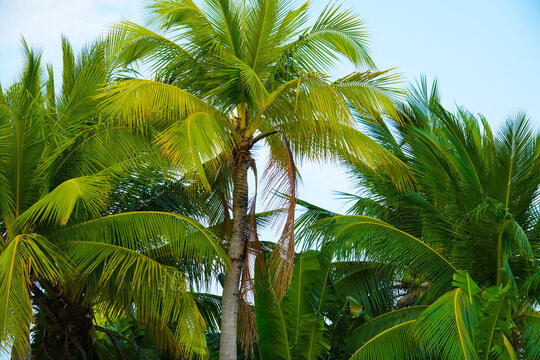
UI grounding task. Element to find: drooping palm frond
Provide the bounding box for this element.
[0,234,68,355]
[413,289,478,360]
[156,111,236,190]
[349,320,426,360]
[49,126,160,181]
[97,79,219,129]
[261,136,298,298]
[15,176,110,231]
[346,306,428,356]
[55,211,227,268]
[522,314,540,360]
[323,215,457,299]
[66,239,208,357]
[53,212,227,357]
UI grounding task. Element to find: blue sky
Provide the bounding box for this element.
[0,0,539,214]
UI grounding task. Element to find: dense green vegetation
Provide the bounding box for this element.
[296,80,540,359]
[0,38,227,359]
[0,0,538,359]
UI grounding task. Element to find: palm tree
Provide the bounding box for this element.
[101,1,413,357]
[0,40,226,359]
[302,79,540,358]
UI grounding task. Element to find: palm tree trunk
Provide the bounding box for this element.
[219,156,250,360]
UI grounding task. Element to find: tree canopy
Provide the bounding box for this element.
[0,1,538,360]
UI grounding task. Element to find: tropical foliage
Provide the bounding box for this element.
[0,0,538,359]
[300,79,540,359]
[0,40,225,359]
[253,246,395,360]
[98,0,412,358]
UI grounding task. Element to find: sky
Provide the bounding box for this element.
[1,0,539,215]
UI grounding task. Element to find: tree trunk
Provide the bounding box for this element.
[219,156,250,360]
[31,283,95,359]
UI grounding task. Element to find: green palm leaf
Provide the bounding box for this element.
[328,215,457,298]
[347,306,428,356]
[522,313,540,360]
[55,211,227,266]
[55,211,227,357]
[0,235,67,355]
[97,79,217,128]
[15,176,110,231]
[349,320,426,360]
[294,3,373,71]
[156,111,236,190]
[413,289,478,360]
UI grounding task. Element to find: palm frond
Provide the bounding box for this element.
[63,239,208,357]
[263,137,298,298]
[326,215,457,298]
[107,21,204,81]
[55,211,227,270]
[15,176,110,231]
[333,263,394,316]
[245,0,306,73]
[334,69,404,122]
[295,198,340,250]
[347,306,428,356]
[413,289,478,360]
[494,113,540,228]
[293,3,373,71]
[97,79,218,129]
[349,320,426,360]
[157,111,236,190]
[522,313,540,360]
[199,0,244,56]
[0,235,67,355]
[0,45,47,220]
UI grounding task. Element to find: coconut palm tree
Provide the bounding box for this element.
[302,79,540,359]
[0,39,226,359]
[101,1,413,357]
